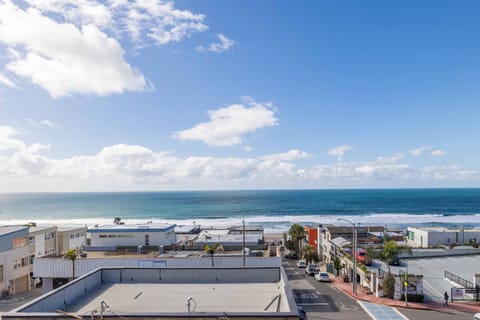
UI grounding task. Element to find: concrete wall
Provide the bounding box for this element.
[34,257,282,279]
[102,267,280,284]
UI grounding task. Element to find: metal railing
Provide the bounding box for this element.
[445,270,474,288]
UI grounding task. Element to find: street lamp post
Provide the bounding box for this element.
[337,218,357,295]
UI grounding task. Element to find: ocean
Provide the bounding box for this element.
[1,189,480,232]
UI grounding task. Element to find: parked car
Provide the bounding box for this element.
[305,264,319,276]
[297,306,308,320]
[285,252,298,259]
[387,258,400,266]
[474,313,480,320]
[314,272,331,282]
[296,260,307,268]
[356,249,372,266]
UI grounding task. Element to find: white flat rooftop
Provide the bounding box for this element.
[67,282,288,314]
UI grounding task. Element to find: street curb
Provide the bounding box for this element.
[331,281,480,314]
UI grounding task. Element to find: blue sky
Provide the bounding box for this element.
[0,0,480,191]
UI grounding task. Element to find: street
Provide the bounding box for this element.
[283,259,475,320]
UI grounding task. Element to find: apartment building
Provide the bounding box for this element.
[407,226,480,248]
[88,223,176,249]
[0,226,31,296]
[57,226,87,255]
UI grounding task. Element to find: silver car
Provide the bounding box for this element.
[314,272,331,282]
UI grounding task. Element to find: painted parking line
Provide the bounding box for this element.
[358,301,409,320]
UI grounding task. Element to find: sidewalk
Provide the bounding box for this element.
[330,275,480,315]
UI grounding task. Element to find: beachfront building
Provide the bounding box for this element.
[0,226,31,296]
[57,226,87,255]
[27,225,57,259]
[7,260,297,320]
[194,225,264,249]
[88,222,176,250]
[407,226,480,248]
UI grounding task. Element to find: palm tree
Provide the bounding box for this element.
[204,243,222,267]
[302,244,319,264]
[113,217,124,225]
[289,224,306,256]
[64,249,78,280]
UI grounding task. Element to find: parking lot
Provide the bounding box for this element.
[379,255,480,303]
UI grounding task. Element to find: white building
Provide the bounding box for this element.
[407,226,480,248]
[0,226,31,296]
[57,226,87,255]
[88,223,176,248]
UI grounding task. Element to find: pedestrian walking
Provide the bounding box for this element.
[443,291,449,306]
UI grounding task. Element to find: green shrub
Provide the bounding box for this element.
[383,273,395,299]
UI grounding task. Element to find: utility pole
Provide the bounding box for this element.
[242,219,246,267]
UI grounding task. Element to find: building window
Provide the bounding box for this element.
[28,236,35,245]
[29,255,34,265]
[145,234,149,246]
[13,237,26,248]
[45,232,55,240]
[0,265,3,281]
[70,234,74,239]
[99,235,107,238]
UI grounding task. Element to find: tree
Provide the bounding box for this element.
[113,217,124,225]
[383,272,395,299]
[302,244,319,263]
[204,243,222,267]
[382,240,412,262]
[285,240,295,252]
[64,249,78,280]
[333,257,343,276]
[289,224,306,256]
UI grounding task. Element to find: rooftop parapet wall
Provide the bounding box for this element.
[34,256,282,278]
[7,266,297,320]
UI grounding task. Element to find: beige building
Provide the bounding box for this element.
[57,226,87,255]
[0,226,31,296]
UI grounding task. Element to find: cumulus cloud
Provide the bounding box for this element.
[327,145,352,161]
[0,129,477,191]
[173,98,278,147]
[431,149,447,157]
[261,150,311,162]
[0,126,26,151]
[196,34,234,53]
[409,146,431,157]
[0,0,210,97]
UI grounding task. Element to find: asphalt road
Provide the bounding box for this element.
[283,259,371,320]
[283,259,476,320]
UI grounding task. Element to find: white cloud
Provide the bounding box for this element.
[0,0,211,97]
[0,2,148,98]
[243,146,253,152]
[261,150,311,162]
[174,98,278,147]
[0,126,26,151]
[431,149,447,157]
[0,73,16,88]
[327,145,352,161]
[0,129,478,191]
[196,34,234,53]
[27,118,63,130]
[409,146,431,157]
